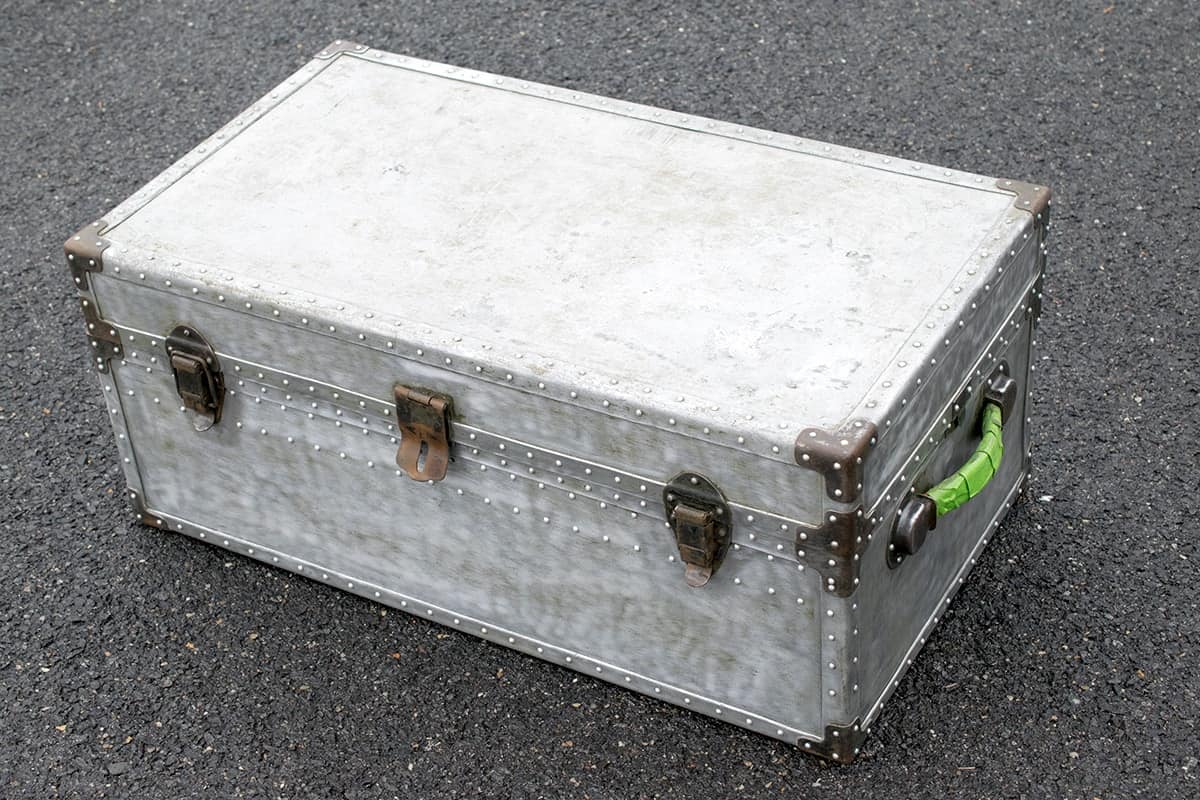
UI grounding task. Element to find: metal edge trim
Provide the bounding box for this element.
[78,296,124,372]
[341,45,1019,199]
[97,365,152,526]
[314,39,368,60]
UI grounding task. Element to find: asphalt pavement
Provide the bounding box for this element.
[2,2,1197,798]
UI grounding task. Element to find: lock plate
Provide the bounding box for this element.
[663,472,732,587]
[394,384,454,482]
[165,325,224,431]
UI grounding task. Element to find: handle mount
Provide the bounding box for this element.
[889,366,1016,567]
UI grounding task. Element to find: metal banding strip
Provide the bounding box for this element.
[114,330,813,560]
[98,369,148,509]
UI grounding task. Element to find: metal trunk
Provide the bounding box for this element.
[66,41,1049,761]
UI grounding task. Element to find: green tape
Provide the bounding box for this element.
[925,401,1004,518]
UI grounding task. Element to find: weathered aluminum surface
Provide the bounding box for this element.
[69,42,1049,759]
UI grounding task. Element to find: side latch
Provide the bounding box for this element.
[165,325,225,431]
[394,384,454,482]
[663,472,732,587]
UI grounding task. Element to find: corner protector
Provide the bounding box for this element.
[803,719,868,763]
[802,506,872,598]
[127,489,165,529]
[79,297,123,373]
[64,219,110,291]
[315,39,369,59]
[795,419,877,503]
[995,178,1051,222]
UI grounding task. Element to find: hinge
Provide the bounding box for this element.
[166,325,225,431]
[394,384,454,482]
[64,220,110,291]
[79,297,123,373]
[663,472,732,587]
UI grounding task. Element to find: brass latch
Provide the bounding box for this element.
[394,384,454,482]
[166,325,224,431]
[663,472,732,587]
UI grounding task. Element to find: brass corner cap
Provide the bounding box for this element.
[64,219,110,290]
[995,178,1051,218]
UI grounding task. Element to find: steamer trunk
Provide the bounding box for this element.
[65,41,1050,761]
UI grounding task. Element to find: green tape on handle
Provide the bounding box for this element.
[924,402,1004,518]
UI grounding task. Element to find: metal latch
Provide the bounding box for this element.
[394,384,454,482]
[166,325,224,431]
[663,472,732,587]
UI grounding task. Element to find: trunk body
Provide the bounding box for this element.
[66,42,1049,761]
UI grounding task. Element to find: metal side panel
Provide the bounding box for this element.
[103,350,831,744]
[849,313,1036,730]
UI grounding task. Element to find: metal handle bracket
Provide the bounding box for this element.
[889,366,1012,566]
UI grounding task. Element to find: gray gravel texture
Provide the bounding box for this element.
[2,1,1198,798]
